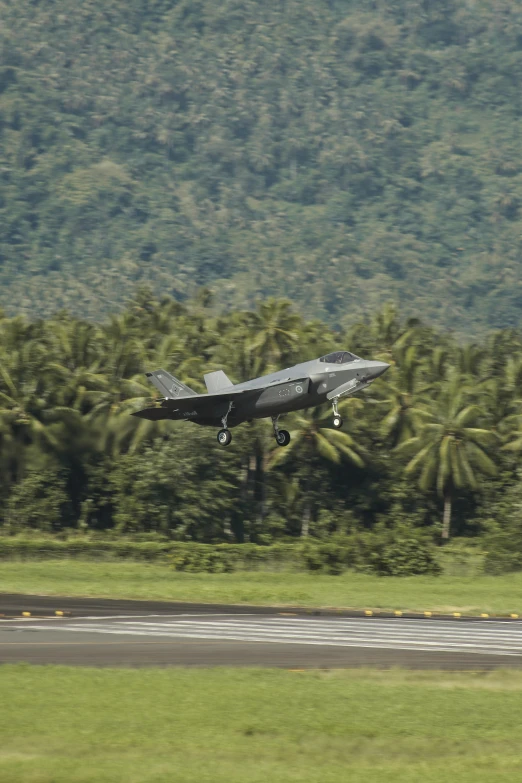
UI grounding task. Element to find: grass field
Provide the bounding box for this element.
[1,665,522,782]
[1,559,522,615]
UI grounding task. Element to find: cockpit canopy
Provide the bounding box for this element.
[319,351,359,364]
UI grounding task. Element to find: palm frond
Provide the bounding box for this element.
[405,443,432,474]
[466,441,497,476]
[315,432,341,464]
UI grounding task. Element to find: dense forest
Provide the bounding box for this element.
[1,292,522,563]
[2,1,522,335]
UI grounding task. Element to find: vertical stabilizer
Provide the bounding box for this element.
[145,369,197,399]
[204,370,233,394]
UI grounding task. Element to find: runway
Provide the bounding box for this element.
[1,596,522,668]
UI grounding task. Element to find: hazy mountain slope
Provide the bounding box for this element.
[1,0,522,335]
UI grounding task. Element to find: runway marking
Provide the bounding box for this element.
[2,614,522,657]
[0,612,234,622]
[0,639,234,646]
[5,615,522,637]
[96,616,522,640]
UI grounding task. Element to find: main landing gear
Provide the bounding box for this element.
[332,398,343,429]
[217,429,232,446]
[272,416,291,447]
[217,402,233,446]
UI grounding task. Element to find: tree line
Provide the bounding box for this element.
[1,291,521,547]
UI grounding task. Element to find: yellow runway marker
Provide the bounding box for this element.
[364,610,373,616]
[511,614,519,619]
[55,611,64,616]
[453,613,461,618]
[22,612,31,617]
[424,612,432,617]
[480,613,489,618]
[394,611,402,617]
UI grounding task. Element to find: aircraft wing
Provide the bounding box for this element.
[132,386,257,420]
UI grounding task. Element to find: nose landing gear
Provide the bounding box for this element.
[272,416,291,447]
[332,399,343,429]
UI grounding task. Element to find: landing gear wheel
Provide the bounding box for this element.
[275,429,291,447]
[217,429,232,446]
[333,415,343,429]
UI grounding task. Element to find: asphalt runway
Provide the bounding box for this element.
[1,595,522,668]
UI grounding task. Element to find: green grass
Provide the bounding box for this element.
[1,559,522,615]
[1,666,522,782]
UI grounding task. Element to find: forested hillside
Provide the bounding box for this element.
[2,0,522,334]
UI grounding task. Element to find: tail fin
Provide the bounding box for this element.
[204,370,233,394]
[145,369,197,399]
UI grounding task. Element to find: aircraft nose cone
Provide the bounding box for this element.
[374,361,390,378]
[365,361,390,380]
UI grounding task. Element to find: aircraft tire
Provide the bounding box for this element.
[333,415,343,429]
[275,429,291,447]
[217,429,232,446]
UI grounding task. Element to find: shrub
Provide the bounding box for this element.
[3,470,71,532]
[374,533,441,576]
[302,526,441,576]
[0,531,441,576]
[171,545,241,573]
[355,525,441,576]
[302,537,354,575]
[483,521,522,575]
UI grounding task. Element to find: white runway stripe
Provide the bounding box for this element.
[109,621,522,646]
[111,618,522,647]
[3,614,522,657]
[3,624,522,655]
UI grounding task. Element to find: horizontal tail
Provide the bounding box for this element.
[145,369,197,399]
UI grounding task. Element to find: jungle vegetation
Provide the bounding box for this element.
[1,292,522,560]
[2,1,522,335]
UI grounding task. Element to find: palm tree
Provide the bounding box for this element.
[370,303,402,357]
[470,351,522,439]
[397,372,498,539]
[246,299,302,373]
[0,334,65,482]
[484,329,522,378]
[44,317,107,412]
[369,304,427,361]
[268,401,365,536]
[378,345,433,446]
[87,373,160,457]
[83,320,159,456]
[457,343,484,377]
[210,310,256,379]
[499,359,522,451]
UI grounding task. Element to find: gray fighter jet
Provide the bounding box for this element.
[133,351,389,446]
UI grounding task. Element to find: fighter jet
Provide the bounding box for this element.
[133,351,389,446]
